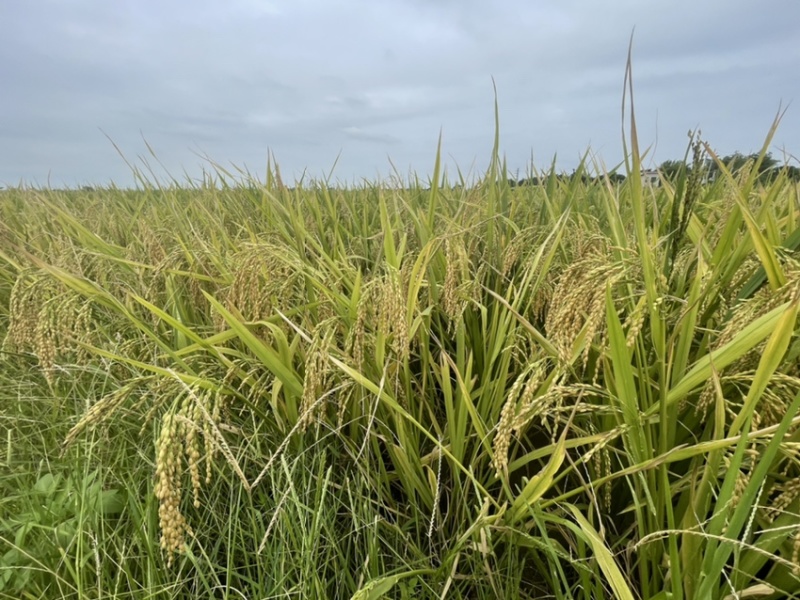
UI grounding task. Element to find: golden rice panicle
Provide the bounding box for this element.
[509,361,548,432]
[223,243,303,330]
[716,287,776,350]
[600,443,612,512]
[582,423,615,512]
[544,248,589,359]
[716,276,798,354]
[35,290,78,383]
[347,279,378,369]
[233,243,306,325]
[492,363,533,477]
[727,255,761,303]
[5,271,96,385]
[44,291,94,376]
[544,238,625,365]
[34,296,58,385]
[443,238,458,320]
[504,227,553,288]
[155,412,191,567]
[731,460,751,511]
[63,383,136,451]
[225,250,271,328]
[396,258,418,358]
[336,380,355,429]
[44,234,84,273]
[143,252,176,321]
[204,391,221,485]
[766,477,800,522]
[501,229,528,277]
[136,223,167,266]
[758,374,800,428]
[623,297,647,349]
[492,395,517,478]
[151,383,222,566]
[694,278,800,418]
[579,274,611,370]
[180,392,205,510]
[2,271,40,353]
[299,327,334,432]
[721,446,758,516]
[515,387,563,441]
[693,380,716,418]
[443,236,470,324]
[380,272,409,361]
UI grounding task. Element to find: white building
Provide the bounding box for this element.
[641,169,660,187]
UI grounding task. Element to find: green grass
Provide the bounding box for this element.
[2,100,800,598]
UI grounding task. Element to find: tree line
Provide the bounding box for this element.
[659,152,800,184]
[506,152,799,187]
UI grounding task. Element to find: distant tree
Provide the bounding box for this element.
[784,165,800,182]
[607,172,626,184]
[569,170,591,184]
[718,152,749,173]
[710,152,779,183]
[658,152,788,186]
[658,160,686,182]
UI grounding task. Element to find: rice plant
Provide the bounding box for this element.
[2,81,800,598]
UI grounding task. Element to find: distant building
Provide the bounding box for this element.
[641,169,660,187]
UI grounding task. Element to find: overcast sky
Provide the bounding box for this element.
[1,0,799,187]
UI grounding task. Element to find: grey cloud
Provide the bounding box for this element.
[341,127,400,144]
[1,0,799,186]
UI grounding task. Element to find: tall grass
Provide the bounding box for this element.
[2,105,800,598]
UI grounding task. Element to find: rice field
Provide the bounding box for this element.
[2,110,800,599]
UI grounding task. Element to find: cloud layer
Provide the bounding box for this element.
[2,0,798,186]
